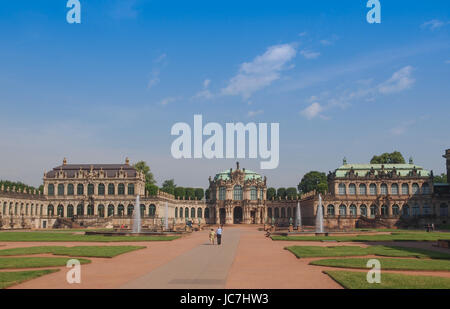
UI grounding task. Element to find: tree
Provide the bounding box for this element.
[145,183,158,196]
[195,188,204,200]
[185,187,195,200]
[298,171,327,194]
[286,187,297,200]
[267,187,276,200]
[133,161,156,185]
[370,151,405,164]
[433,173,447,183]
[277,187,286,200]
[174,186,185,199]
[161,179,176,195]
[205,188,211,200]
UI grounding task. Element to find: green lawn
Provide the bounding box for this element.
[324,270,450,289]
[311,257,450,271]
[0,269,59,289]
[0,232,179,242]
[286,245,450,259]
[0,257,91,269]
[272,231,450,242]
[0,245,145,258]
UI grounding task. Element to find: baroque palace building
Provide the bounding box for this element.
[0,149,449,230]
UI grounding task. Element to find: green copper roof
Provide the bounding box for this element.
[335,164,431,177]
[214,169,262,181]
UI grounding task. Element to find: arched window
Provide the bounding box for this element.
[67,205,74,218]
[339,204,346,216]
[118,204,124,216]
[185,207,189,218]
[204,208,210,219]
[349,204,357,216]
[67,184,74,195]
[40,205,43,215]
[128,184,135,195]
[48,205,54,216]
[348,184,356,195]
[48,184,55,196]
[57,205,64,217]
[268,207,273,218]
[191,207,196,218]
[402,204,410,216]
[87,205,94,216]
[381,205,388,217]
[327,205,335,217]
[401,183,409,195]
[412,204,420,216]
[233,185,243,200]
[250,186,257,200]
[98,204,105,217]
[127,204,134,216]
[370,205,378,217]
[175,207,178,218]
[359,184,367,195]
[3,202,6,215]
[422,183,430,194]
[380,183,388,195]
[180,207,183,218]
[108,204,114,217]
[369,184,377,195]
[219,187,226,200]
[281,208,286,218]
[77,184,84,195]
[149,204,156,217]
[108,184,115,195]
[58,184,64,196]
[77,204,84,216]
[197,208,203,218]
[338,183,346,195]
[440,204,448,217]
[287,207,292,218]
[98,183,105,195]
[87,184,94,195]
[274,208,279,218]
[118,183,125,195]
[391,184,399,195]
[140,204,146,217]
[412,183,420,195]
[392,205,399,216]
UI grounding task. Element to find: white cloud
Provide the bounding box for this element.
[155,53,167,63]
[203,79,211,88]
[378,66,415,94]
[300,49,320,59]
[147,70,160,88]
[221,44,297,99]
[421,19,448,30]
[301,102,323,119]
[247,110,264,117]
[193,79,213,100]
[159,96,179,106]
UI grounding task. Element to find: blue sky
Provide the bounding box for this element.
[0,0,449,188]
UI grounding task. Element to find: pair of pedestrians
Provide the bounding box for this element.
[209,226,223,245]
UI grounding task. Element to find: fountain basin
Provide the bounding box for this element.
[85,230,186,237]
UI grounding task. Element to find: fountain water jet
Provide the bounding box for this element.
[315,194,324,233]
[296,201,302,229]
[132,195,141,233]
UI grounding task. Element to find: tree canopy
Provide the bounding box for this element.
[0,180,41,193]
[433,173,447,183]
[133,161,156,185]
[298,171,327,194]
[161,179,176,195]
[267,187,276,200]
[370,151,405,164]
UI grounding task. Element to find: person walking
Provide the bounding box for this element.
[216,226,223,245]
[209,228,216,245]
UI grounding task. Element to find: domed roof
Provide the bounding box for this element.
[214,168,262,181]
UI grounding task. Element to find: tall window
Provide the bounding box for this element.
[391,184,399,195]
[77,184,84,195]
[349,204,357,216]
[219,187,226,200]
[58,184,64,196]
[108,184,115,195]
[275,208,279,218]
[108,204,114,217]
[233,185,243,200]
[440,204,448,217]
[412,183,420,195]
[380,184,388,195]
[412,204,420,216]
[127,205,134,216]
[204,208,209,219]
[402,205,410,216]
[128,184,135,195]
[57,205,64,217]
[422,183,430,194]
[369,184,377,195]
[359,184,367,195]
[392,205,399,216]
[118,183,125,195]
[87,184,94,195]
[260,188,264,200]
[250,186,257,200]
[67,184,74,195]
[67,205,74,218]
[338,183,346,195]
[268,207,272,218]
[281,208,286,218]
[175,207,178,218]
[180,207,183,218]
[77,204,84,216]
[118,205,124,216]
[98,183,105,195]
[370,205,378,217]
[402,183,409,195]
[47,205,54,216]
[191,207,196,218]
[87,205,94,216]
[339,204,347,216]
[98,205,105,217]
[348,184,356,195]
[197,208,203,218]
[185,207,189,218]
[327,205,335,216]
[381,205,388,216]
[48,184,54,196]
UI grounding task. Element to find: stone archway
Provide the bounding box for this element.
[233,206,243,224]
[219,208,226,225]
